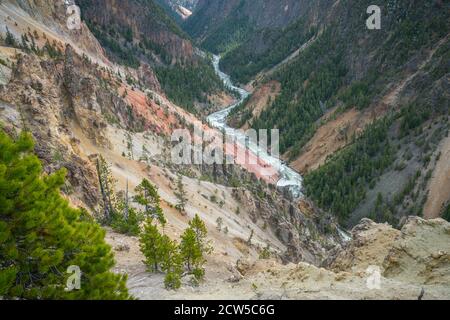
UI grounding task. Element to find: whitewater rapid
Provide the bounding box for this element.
[207,55,304,198]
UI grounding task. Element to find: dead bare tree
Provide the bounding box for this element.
[124,179,129,221]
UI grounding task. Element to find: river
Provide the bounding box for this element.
[207,55,304,199]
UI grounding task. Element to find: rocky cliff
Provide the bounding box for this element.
[75,0,227,113]
[326,217,450,286]
[77,0,194,64]
[0,45,146,208]
[0,0,109,63]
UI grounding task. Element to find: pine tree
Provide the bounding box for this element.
[105,177,143,236]
[179,228,201,272]
[174,174,188,215]
[30,35,38,54]
[134,179,166,225]
[0,130,130,299]
[139,220,163,272]
[111,200,142,236]
[160,236,183,290]
[4,27,17,47]
[138,180,170,271]
[189,214,212,254]
[44,40,61,59]
[21,34,30,51]
[247,229,254,245]
[179,214,211,279]
[124,180,129,221]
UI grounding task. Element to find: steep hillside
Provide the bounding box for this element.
[184,0,334,83]
[0,0,344,292]
[155,0,193,22]
[159,0,198,12]
[77,0,227,114]
[0,0,109,66]
[78,0,193,64]
[185,0,312,49]
[1,0,449,301]
[0,44,340,269]
[158,0,197,19]
[223,0,450,226]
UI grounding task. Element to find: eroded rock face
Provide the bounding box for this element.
[325,217,450,285]
[63,46,111,148]
[137,63,162,93]
[383,217,450,285]
[0,51,102,208]
[77,0,195,63]
[230,187,340,266]
[164,0,198,12]
[4,0,108,61]
[325,219,401,272]
[0,47,147,209]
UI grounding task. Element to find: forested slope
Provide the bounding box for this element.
[78,0,225,113]
[188,0,450,226]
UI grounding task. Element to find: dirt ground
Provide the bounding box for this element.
[424,136,450,218]
[106,217,450,300]
[239,81,281,130]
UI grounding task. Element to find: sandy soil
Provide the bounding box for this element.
[424,136,450,218]
[106,217,450,300]
[291,108,361,173]
[291,35,449,174]
[241,81,281,130]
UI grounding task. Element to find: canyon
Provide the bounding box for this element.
[0,0,449,300]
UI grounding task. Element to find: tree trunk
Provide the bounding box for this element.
[124,179,129,221]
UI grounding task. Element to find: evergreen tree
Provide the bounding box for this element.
[96,156,141,234]
[140,223,183,289]
[135,179,166,225]
[179,228,201,272]
[247,229,254,245]
[20,34,30,52]
[44,40,62,59]
[189,214,212,254]
[4,27,17,47]
[179,215,211,279]
[29,34,38,54]
[138,180,171,272]
[111,201,142,236]
[124,180,129,221]
[159,235,183,290]
[0,130,130,299]
[139,220,163,272]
